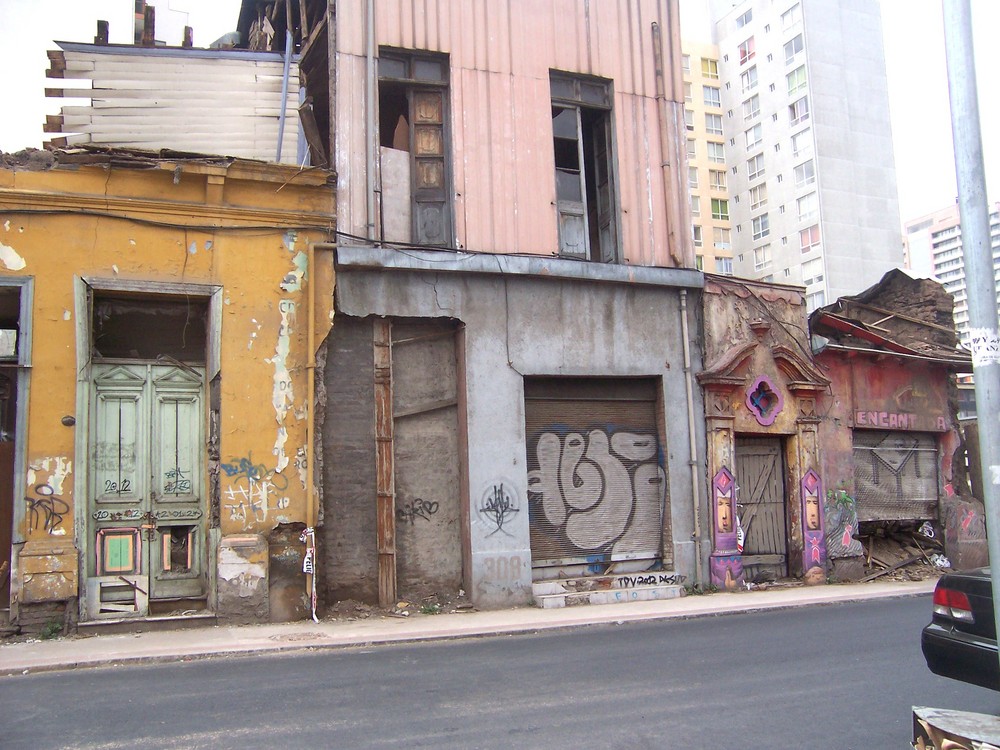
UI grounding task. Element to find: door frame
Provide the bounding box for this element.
[74,277,222,621]
[2,277,32,620]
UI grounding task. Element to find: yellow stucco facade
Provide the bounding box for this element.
[0,148,335,628]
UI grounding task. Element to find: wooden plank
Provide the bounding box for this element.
[860,554,922,582]
[373,319,396,609]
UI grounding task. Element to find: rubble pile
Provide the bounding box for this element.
[857,521,948,582]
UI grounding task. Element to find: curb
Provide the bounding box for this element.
[0,580,936,676]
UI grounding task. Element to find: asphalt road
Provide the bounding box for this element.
[2,595,998,749]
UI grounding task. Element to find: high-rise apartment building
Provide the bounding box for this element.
[904,201,1000,347]
[682,41,734,275]
[686,0,903,310]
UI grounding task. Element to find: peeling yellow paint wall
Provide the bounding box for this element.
[0,156,335,614]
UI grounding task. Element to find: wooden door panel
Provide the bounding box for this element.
[735,438,787,578]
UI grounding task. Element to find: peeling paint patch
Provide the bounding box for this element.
[0,242,26,271]
[63,309,71,321]
[267,300,296,472]
[247,318,262,351]
[280,251,308,292]
[129,239,136,246]
[27,456,73,495]
[3,220,9,231]
[112,264,119,274]
[273,427,289,473]
[188,242,197,255]
[205,240,214,251]
[295,447,308,490]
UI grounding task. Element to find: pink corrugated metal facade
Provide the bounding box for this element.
[335,0,692,268]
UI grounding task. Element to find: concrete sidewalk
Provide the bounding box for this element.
[0,579,935,676]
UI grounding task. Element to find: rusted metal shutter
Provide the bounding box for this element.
[525,378,666,568]
[853,431,939,522]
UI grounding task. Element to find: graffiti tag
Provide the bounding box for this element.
[479,483,519,537]
[396,497,439,524]
[26,484,69,533]
[164,467,191,494]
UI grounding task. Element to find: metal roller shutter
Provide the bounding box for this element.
[852,430,939,522]
[524,378,667,569]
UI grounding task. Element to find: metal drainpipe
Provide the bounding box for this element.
[275,7,293,163]
[680,289,704,586]
[365,0,377,240]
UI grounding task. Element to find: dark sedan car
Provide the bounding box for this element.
[922,567,1000,691]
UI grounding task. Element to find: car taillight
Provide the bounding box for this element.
[933,585,975,623]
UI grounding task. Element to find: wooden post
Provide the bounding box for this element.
[183,26,193,48]
[374,319,397,608]
[95,20,109,46]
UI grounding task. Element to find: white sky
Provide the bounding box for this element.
[0,0,241,147]
[0,0,996,226]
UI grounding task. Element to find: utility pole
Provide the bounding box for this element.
[942,0,1000,672]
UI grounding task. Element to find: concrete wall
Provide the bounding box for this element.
[332,247,707,608]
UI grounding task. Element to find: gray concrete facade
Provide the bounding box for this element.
[333,247,709,609]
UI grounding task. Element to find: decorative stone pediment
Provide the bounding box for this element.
[698,341,829,396]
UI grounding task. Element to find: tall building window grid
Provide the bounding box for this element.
[784,34,804,65]
[787,65,807,96]
[706,112,724,136]
[752,213,770,241]
[789,96,810,126]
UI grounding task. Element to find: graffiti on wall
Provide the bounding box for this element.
[855,410,947,432]
[712,467,738,551]
[396,497,440,524]
[745,375,783,427]
[25,484,70,534]
[221,453,290,530]
[478,483,520,537]
[801,469,827,578]
[824,489,865,559]
[527,429,664,555]
[710,553,743,591]
[25,457,73,535]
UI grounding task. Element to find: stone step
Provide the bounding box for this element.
[532,570,687,596]
[531,573,686,609]
[534,583,684,609]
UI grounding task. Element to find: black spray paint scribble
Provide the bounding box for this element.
[26,484,69,533]
[480,483,519,537]
[396,498,440,524]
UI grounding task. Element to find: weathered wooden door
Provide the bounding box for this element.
[735,437,787,580]
[86,363,206,617]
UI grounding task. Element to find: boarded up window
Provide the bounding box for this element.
[853,431,939,522]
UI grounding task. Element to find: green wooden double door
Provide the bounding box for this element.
[85,363,207,618]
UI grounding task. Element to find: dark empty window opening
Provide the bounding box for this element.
[162,525,194,573]
[551,72,619,263]
[92,293,208,363]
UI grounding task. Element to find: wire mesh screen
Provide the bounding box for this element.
[852,430,939,522]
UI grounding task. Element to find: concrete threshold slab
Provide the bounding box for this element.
[0,579,935,676]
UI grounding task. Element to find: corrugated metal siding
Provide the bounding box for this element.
[335,0,686,265]
[47,49,301,163]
